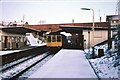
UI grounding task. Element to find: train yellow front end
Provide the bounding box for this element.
[46,35,62,47]
[46,34,62,53]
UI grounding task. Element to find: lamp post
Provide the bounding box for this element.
[81,8,95,58]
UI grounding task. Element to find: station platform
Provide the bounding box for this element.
[1,45,47,65]
[0,43,46,56]
[29,49,97,78]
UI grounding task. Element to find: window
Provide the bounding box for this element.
[57,35,61,42]
[52,36,56,42]
[47,36,51,42]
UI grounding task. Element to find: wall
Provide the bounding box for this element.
[83,30,108,48]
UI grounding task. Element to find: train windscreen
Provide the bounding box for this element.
[57,35,61,42]
[52,36,56,42]
[47,36,51,42]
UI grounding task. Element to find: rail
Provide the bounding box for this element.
[1,52,51,80]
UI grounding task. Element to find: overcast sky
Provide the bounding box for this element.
[0,0,118,24]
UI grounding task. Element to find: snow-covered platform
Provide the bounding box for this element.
[0,43,46,56]
[0,50,22,56]
[29,49,97,78]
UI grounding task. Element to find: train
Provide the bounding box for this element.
[46,32,66,53]
[46,31,84,53]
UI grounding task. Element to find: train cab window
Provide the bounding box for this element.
[57,35,61,42]
[47,36,51,42]
[52,36,56,42]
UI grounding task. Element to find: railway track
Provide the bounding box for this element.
[1,55,33,72]
[0,51,52,80]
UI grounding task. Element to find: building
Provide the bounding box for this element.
[0,26,40,50]
[106,15,120,50]
[118,0,120,15]
[60,25,114,49]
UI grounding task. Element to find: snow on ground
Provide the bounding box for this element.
[29,49,97,78]
[0,42,46,56]
[21,54,54,78]
[0,50,21,56]
[85,43,120,78]
[0,53,48,79]
[1,56,32,72]
[26,33,39,46]
[90,54,119,78]
[26,33,46,47]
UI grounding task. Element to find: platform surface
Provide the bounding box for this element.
[0,43,46,56]
[29,49,97,78]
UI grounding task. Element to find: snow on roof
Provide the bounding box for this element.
[60,32,72,36]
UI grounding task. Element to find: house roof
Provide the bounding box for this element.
[1,26,41,34]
